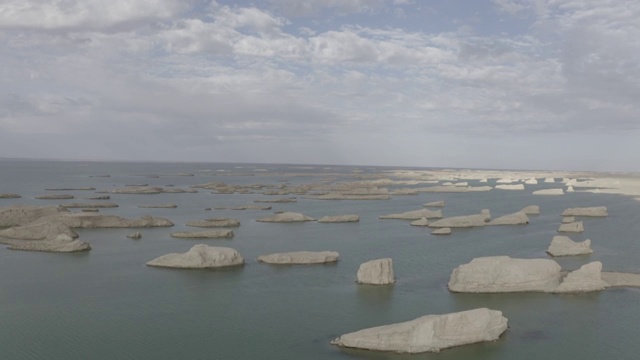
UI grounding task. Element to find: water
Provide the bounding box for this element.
[1,159,639,359]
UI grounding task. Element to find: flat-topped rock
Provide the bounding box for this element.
[533,189,564,195]
[84,195,111,200]
[547,236,592,256]
[35,194,74,200]
[171,230,234,239]
[60,202,119,208]
[138,204,178,208]
[423,200,445,207]
[544,177,555,183]
[331,308,508,353]
[520,205,540,215]
[357,258,395,285]
[558,221,584,233]
[553,262,607,293]
[429,210,491,228]
[431,227,452,235]
[562,216,575,223]
[0,221,77,240]
[379,208,443,220]
[147,245,244,269]
[111,186,195,194]
[318,215,359,223]
[0,205,70,227]
[488,212,529,226]
[410,217,430,226]
[561,206,608,217]
[495,184,525,190]
[0,193,21,199]
[448,256,562,293]
[3,234,91,253]
[42,213,174,228]
[257,212,316,223]
[257,251,338,264]
[186,218,241,228]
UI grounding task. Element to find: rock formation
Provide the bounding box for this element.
[520,205,540,215]
[532,189,565,195]
[35,194,75,200]
[60,202,119,208]
[146,245,244,269]
[431,228,452,235]
[488,212,529,226]
[546,236,592,256]
[379,208,443,220]
[127,232,142,239]
[257,212,316,223]
[330,308,508,353]
[423,200,445,207]
[558,222,584,233]
[553,262,607,293]
[186,218,241,228]
[410,217,430,226]
[357,258,395,285]
[562,216,575,224]
[138,204,178,208]
[318,215,360,223]
[170,230,234,239]
[0,205,70,227]
[495,184,525,190]
[0,193,21,199]
[257,251,339,264]
[429,210,490,228]
[561,206,608,217]
[448,256,562,293]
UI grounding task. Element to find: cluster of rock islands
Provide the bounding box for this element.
[2,168,640,354]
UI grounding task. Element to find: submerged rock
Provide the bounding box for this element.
[147,245,244,269]
[448,256,562,293]
[330,308,508,353]
[318,215,360,223]
[546,236,592,257]
[253,198,297,203]
[170,230,234,239]
[306,193,390,200]
[379,208,443,220]
[138,203,178,208]
[0,193,21,199]
[561,206,608,217]
[127,232,142,239]
[60,202,119,208]
[45,187,95,191]
[257,212,316,223]
[257,251,338,264]
[357,258,395,285]
[35,194,74,200]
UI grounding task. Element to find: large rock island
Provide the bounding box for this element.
[331,308,508,353]
[147,245,244,269]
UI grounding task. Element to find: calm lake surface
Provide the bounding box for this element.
[1,159,639,360]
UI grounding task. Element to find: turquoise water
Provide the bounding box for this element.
[1,160,639,359]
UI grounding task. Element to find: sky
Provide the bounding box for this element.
[1,0,639,171]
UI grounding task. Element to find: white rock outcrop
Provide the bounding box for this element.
[520,205,540,215]
[553,262,608,293]
[495,184,525,190]
[558,222,584,233]
[524,178,538,185]
[357,258,395,285]
[561,206,608,217]
[379,209,443,220]
[146,245,244,269]
[488,212,529,226]
[257,251,339,264]
[561,216,575,224]
[429,210,491,228]
[532,189,564,195]
[330,308,508,353]
[410,217,430,226]
[257,212,316,223]
[448,256,562,293]
[546,236,592,257]
[431,227,451,235]
[423,200,445,207]
[318,215,360,223]
[544,177,556,183]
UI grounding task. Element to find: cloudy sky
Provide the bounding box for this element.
[1,0,639,171]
